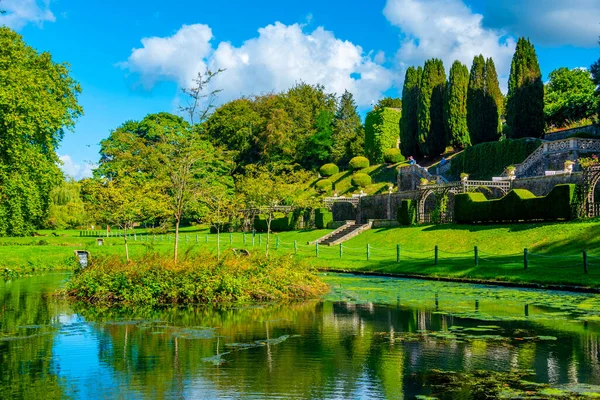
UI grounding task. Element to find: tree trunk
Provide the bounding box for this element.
[124,225,130,262]
[174,219,180,263]
[266,215,272,258]
[217,228,221,261]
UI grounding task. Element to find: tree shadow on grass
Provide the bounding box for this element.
[420,222,565,233]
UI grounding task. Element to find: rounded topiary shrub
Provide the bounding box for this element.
[349,156,370,171]
[351,173,372,188]
[383,148,405,164]
[315,179,333,193]
[319,163,339,177]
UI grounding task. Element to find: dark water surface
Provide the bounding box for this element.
[2,273,600,399]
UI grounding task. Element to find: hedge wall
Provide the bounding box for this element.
[448,138,542,180]
[364,107,402,164]
[253,213,294,232]
[397,199,417,225]
[455,184,576,223]
[315,208,333,229]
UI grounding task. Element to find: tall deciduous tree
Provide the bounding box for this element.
[444,61,470,149]
[400,66,421,159]
[483,58,503,141]
[467,55,486,145]
[418,59,447,157]
[331,90,364,165]
[506,37,545,138]
[544,67,599,127]
[0,27,83,236]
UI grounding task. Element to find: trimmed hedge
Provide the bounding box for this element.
[384,148,405,164]
[364,107,402,163]
[455,184,576,223]
[319,163,339,177]
[315,208,333,229]
[351,173,372,188]
[397,199,417,225]
[448,138,542,180]
[253,213,294,232]
[349,156,370,171]
[315,179,333,193]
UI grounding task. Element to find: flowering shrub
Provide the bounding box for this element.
[578,154,599,169]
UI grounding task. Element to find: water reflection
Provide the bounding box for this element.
[1,274,600,399]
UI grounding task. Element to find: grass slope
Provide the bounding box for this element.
[315,162,407,196]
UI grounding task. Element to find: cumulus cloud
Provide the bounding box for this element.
[384,0,516,91]
[482,1,600,48]
[0,0,55,30]
[121,22,393,106]
[59,155,94,181]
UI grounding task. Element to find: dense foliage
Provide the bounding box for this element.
[348,156,370,171]
[383,148,404,164]
[0,27,83,236]
[544,67,598,128]
[455,184,575,223]
[506,38,545,138]
[400,67,422,158]
[448,138,542,180]
[315,179,333,193]
[319,163,339,177]
[315,208,333,229]
[444,61,470,148]
[397,200,416,225]
[331,90,364,165]
[467,56,502,144]
[351,173,372,188]
[64,252,328,305]
[364,107,401,163]
[45,179,87,230]
[418,59,447,157]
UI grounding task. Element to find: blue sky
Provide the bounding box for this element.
[2,0,599,179]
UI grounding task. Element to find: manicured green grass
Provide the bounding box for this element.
[3,221,600,288]
[317,162,407,196]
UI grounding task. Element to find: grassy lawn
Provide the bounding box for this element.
[2,220,600,288]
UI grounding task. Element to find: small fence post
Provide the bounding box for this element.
[229,233,233,245]
[339,243,343,259]
[205,235,208,244]
[294,240,298,254]
[396,244,401,263]
[583,250,588,274]
[316,242,319,258]
[185,234,188,243]
[474,246,479,266]
[196,234,198,243]
[524,248,529,270]
[252,235,255,247]
[434,245,439,265]
[367,244,371,261]
[259,234,262,246]
[243,233,247,245]
[276,236,280,250]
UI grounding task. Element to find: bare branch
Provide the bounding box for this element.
[178,68,226,125]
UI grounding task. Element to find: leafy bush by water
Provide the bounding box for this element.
[63,252,328,306]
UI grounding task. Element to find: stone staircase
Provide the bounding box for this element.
[310,222,372,246]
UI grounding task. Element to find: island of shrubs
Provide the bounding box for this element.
[64,251,329,306]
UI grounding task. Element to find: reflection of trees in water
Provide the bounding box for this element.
[0,276,68,399]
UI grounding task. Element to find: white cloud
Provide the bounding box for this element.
[482,1,600,48]
[121,22,393,106]
[0,0,55,30]
[384,0,516,92]
[59,155,94,181]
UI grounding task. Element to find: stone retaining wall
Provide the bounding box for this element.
[511,173,582,196]
[544,124,600,141]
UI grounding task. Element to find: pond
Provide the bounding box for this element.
[1,273,600,399]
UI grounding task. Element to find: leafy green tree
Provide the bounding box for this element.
[467,55,486,145]
[400,66,422,159]
[364,108,402,163]
[418,59,447,157]
[305,110,334,167]
[592,38,600,115]
[444,61,470,148]
[0,27,82,236]
[506,37,545,138]
[483,58,503,140]
[544,67,598,127]
[331,90,364,165]
[374,97,402,110]
[45,179,88,230]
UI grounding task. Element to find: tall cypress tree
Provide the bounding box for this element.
[444,60,470,149]
[482,58,503,141]
[400,66,421,159]
[418,59,447,158]
[467,55,485,145]
[331,90,363,165]
[506,37,544,138]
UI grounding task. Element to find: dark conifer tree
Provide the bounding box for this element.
[400,66,422,159]
[506,37,544,138]
[444,60,470,149]
[331,90,363,165]
[467,55,486,145]
[417,59,447,157]
[482,57,503,141]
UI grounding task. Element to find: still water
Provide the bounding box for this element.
[1,273,600,399]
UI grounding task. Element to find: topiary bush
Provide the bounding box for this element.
[319,163,339,177]
[454,184,576,223]
[349,156,370,171]
[315,208,333,229]
[351,173,372,188]
[315,179,333,193]
[383,148,405,164]
[365,107,402,163]
[397,200,417,225]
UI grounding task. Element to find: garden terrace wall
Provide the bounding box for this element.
[357,192,421,223]
[512,173,582,196]
[544,124,600,141]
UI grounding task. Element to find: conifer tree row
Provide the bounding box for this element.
[467,55,503,145]
[400,66,422,159]
[444,61,470,149]
[417,59,447,158]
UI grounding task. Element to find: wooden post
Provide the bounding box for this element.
[367,244,370,261]
[396,244,401,263]
[474,246,479,266]
[294,240,298,254]
[252,235,255,247]
[316,242,319,258]
[434,245,439,265]
[205,235,208,244]
[524,248,528,270]
[196,234,198,243]
[583,250,588,274]
[259,234,262,246]
[229,233,233,245]
[243,233,247,245]
[340,243,343,259]
[276,236,279,250]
